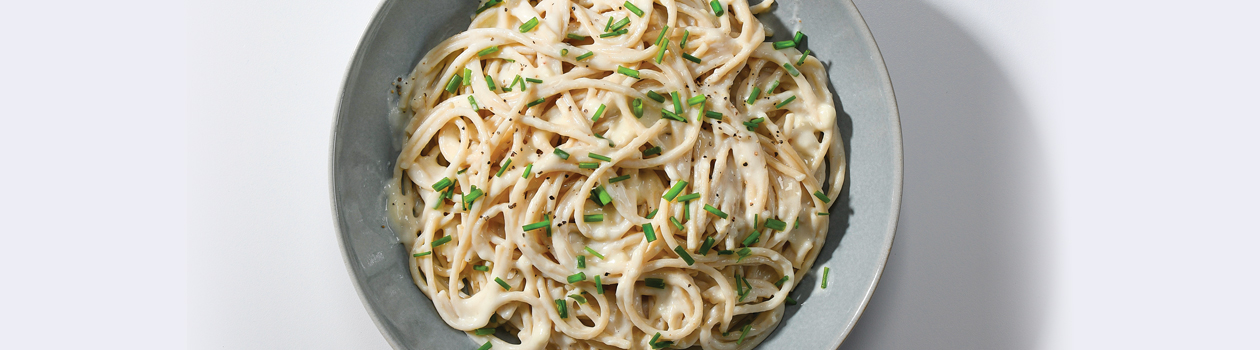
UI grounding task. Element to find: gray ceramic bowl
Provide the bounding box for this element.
[331,0,901,348]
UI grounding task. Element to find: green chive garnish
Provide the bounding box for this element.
[783,62,800,76]
[473,264,489,271]
[643,146,662,157]
[786,295,798,305]
[576,51,594,61]
[599,29,629,38]
[587,153,611,162]
[609,174,631,183]
[698,236,715,255]
[512,75,526,91]
[523,219,549,232]
[631,98,644,118]
[567,272,587,283]
[670,91,683,114]
[646,208,658,219]
[655,25,670,45]
[663,181,688,200]
[594,186,612,206]
[610,17,631,32]
[594,275,604,293]
[468,96,480,110]
[744,117,765,131]
[553,148,570,159]
[686,95,706,106]
[710,0,724,16]
[673,246,695,265]
[474,0,503,14]
[703,204,727,219]
[567,33,588,41]
[822,266,830,289]
[765,218,787,231]
[670,216,684,230]
[661,108,684,122]
[433,177,453,191]
[746,87,761,104]
[616,66,640,78]
[555,299,568,318]
[463,68,472,86]
[793,31,805,45]
[650,333,662,348]
[577,255,586,268]
[736,247,751,262]
[642,224,657,242]
[675,193,700,202]
[527,98,546,107]
[561,48,569,56]
[484,75,496,90]
[704,110,723,120]
[583,214,604,222]
[463,187,484,207]
[814,190,831,203]
[477,341,492,350]
[817,212,829,216]
[495,277,511,291]
[645,278,666,289]
[742,231,760,246]
[767,80,780,93]
[684,203,690,220]
[579,162,599,169]
[754,214,759,228]
[718,250,734,255]
[736,324,751,344]
[646,90,665,103]
[680,30,690,49]
[519,17,539,32]
[584,246,605,259]
[798,49,811,65]
[604,17,614,32]
[525,77,543,84]
[776,95,797,109]
[432,235,452,247]
[796,218,800,228]
[590,104,606,121]
[625,1,644,16]
[477,46,499,56]
[413,251,432,257]
[655,40,668,63]
[445,75,463,93]
[775,275,790,288]
[682,53,702,63]
[475,327,495,335]
[569,293,587,304]
[495,158,512,177]
[522,163,533,178]
[773,40,796,49]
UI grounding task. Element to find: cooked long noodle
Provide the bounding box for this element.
[386,0,843,348]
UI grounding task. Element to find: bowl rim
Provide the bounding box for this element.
[329,0,902,348]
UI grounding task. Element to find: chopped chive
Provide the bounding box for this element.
[795,218,800,228]
[646,208,659,219]
[686,95,706,106]
[599,29,629,38]
[704,110,723,120]
[767,80,780,93]
[604,17,614,32]
[703,204,728,219]
[643,146,662,157]
[432,235,452,247]
[576,51,594,61]
[710,0,724,16]
[684,203,690,221]
[553,148,570,159]
[642,224,657,242]
[773,40,796,50]
[655,40,668,63]
[631,98,644,118]
[567,272,587,283]
[504,59,515,62]
[736,324,751,344]
[783,62,800,76]
[655,25,670,45]
[522,163,533,178]
[718,250,734,255]
[742,231,761,246]
[584,246,605,259]
[519,17,539,32]
[477,46,499,56]
[413,251,432,257]
[474,327,495,335]
[675,193,700,202]
[698,236,715,255]
[495,277,511,291]
[468,96,480,110]
[645,278,666,289]
[463,187,484,207]
[578,162,600,169]
[477,341,492,350]
[589,152,612,162]
[765,218,787,231]
[463,68,472,86]
[555,299,568,318]
[495,158,512,177]
[797,49,811,65]
[484,75,496,90]
[822,266,830,289]
[663,181,688,200]
[583,214,604,222]
[569,293,587,304]
[661,108,685,122]
[458,167,469,174]
[734,273,745,297]
[610,174,631,183]
[775,275,790,288]
[680,52,702,64]
[754,214,759,228]
[610,17,631,32]
[546,213,553,236]
[433,177,453,191]
[670,91,683,114]
[445,75,463,93]
[577,255,586,268]
[525,77,543,84]
[680,30,690,48]
[786,295,798,305]
[776,95,797,109]
[522,220,549,231]
[527,98,546,107]
[567,33,588,40]
[736,247,752,261]
[512,75,526,91]
[474,264,489,271]
[746,86,761,104]
[793,31,805,45]
[670,216,684,231]
[818,212,829,216]
[590,104,607,121]
[561,48,569,56]
[650,333,662,348]
[673,246,695,265]
[474,0,503,14]
[616,66,640,78]
[625,1,644,16]
[594,275,603,293]
[814,190,831,203]
[595,186,612,206]
[744,117,765,131]
[645,90,666,103]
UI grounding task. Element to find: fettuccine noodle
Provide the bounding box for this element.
[386,0,843,348]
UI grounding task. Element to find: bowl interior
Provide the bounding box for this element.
[331,0,902,348]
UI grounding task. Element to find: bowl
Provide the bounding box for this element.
[331,0,901,348]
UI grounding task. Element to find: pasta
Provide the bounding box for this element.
[385,0,843,348]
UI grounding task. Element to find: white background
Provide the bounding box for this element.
[2,0,1257,348]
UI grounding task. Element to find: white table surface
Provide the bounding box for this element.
[3,0,1258,348]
